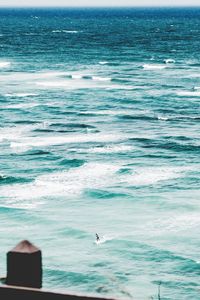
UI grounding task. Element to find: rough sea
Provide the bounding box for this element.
[0,7,200,300]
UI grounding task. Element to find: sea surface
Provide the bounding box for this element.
[0,7,200,300]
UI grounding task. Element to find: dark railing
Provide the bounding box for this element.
[0,240,116,300]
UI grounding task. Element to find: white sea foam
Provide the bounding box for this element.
[177,91,200,97]
[142,64,167,70]
[99,61,109,65]
[123,166,188,186]
[63,30,78,33]
[37,71,68,78]
[52,30,78,33]
[92,76,112,81]
[70,74,111,82]
[36,81,69,88]
[187,74,200,78]
[95,235,115,245]
[0,200,44,210]
[157,115,169,121]
[10,133,124,150]
[88,145,133,154]
[77,109,136,116]
[164,58,175,64]
[0,61,11,68]
[71,74,84,79]
[5,103,39,109]
[0,162,119,200]
[105,84,141,91]
[5,93,38,97]
[36,77,113,90]
[155,213,200,233]
[0,125,38,143]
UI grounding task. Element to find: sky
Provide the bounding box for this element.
[0,0,200,7]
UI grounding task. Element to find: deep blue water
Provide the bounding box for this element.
[0,7,200,300]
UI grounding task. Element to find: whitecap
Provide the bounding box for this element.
[37,71,68,78]
[36,81,69,87]
[0,125,38,143]
[157,116,169,121]
[155,213,200,233]
[164,58,175,64]
[71,74,84,79]
[0,61,11,68]
[176,91,200,97]
[142,64,166,70]
[10,133,125,150]
[123,166,188,186]
[5,93,38,97]
[5,103,39,109]
[92,76,112,81]
[52,30,78,33]
[98,61,109,65]
[88,145,133,154]
[0,162,119,200]
[63,30,78,33]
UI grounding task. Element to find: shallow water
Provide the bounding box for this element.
[0,7,200,300]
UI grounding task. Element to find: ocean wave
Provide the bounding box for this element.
[176,91,200,97]
[5,93,38,98]
[49,122,96,130]
[79,109,142,117]
[5,103,39,109]
[193,86,200,90]
[157,114,200,122]
[142,64,167,70]
[118,114,155,121]
[70,74,112,81]
[0,61,11,68]
[25,149,51,156]
[92,76,112,81]
[59,158,85,167]
[0,175,31,185]
[98,61,109,65]
[10,133,125,151]
[37,71,68,78]
[36,79,112,89]
[164,58,175,64]
[52,30,78,33]
[153,213,200,234]
[86,188,128,199]
[123,166,188,186]
[36,81,70,88]
[0,162,119,200]
[143,139,200,152]
[14,120,39,125]
[157,116,169,121]
[0,125,39,142]
[63,30,78,33]
[35,74,113,90]
[87,145,133,154]
[71,74,84,79]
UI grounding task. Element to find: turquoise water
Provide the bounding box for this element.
[0,7,200,299]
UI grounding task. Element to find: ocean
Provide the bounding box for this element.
[0,7,200,300]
